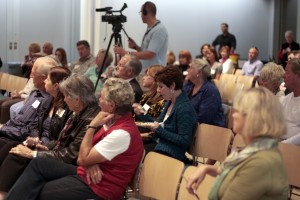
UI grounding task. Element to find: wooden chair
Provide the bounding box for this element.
[0,72,10,91]
[124,149,146,198]
[222,82,243,105]
[278,142,300,198]
[189,124,233,165]
[212,79,224,99]
[13,76,29,92]
[219,74,237,86]
[236,75,254,89]
[234,69,242,76]
[177,166,215,200]
[139,152,185,200]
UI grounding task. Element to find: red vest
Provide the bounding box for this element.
[77,113,143,200]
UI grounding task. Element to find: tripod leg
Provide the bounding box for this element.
[94,33,115,91]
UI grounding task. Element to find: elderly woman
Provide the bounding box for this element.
[187,87,288,200]
[257,62,285,100]
[133,65,165,152]
[6,77,143,200]
[136,66,197,162]
[0,75,100,199]
[184,59,225,127]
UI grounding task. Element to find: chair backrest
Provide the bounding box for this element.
[231,134,245,151]
[236,75,254,89]
[212,79,223,99]
[128,149,146,192]
[278,142,300,188]
[234,69,242,76]
[189,124,232,163]
[222,81,243,105]
[139,152,185,200]
[177,166,215,200]
[219,74,237,85]
[13,76,29,92]
[0,72,10,91]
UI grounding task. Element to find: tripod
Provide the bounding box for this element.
[94,23,124,91]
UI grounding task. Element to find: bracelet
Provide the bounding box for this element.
[86,125,100,130]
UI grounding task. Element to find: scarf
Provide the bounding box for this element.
[209,136,278,200]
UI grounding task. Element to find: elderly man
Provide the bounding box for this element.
[42,42,53,55]
[278,30,300,68]
[114,1,168,72]
[242,47,264,83]
[212,23,236,53]
[114,54,143,103]
[0,56,58,141]
[70,40,95,75]
[281,58,300,144]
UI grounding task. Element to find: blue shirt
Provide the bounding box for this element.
[0,90,51,141]
[183,80,225,127]
[242,59,264,77]
[141,21,168,72]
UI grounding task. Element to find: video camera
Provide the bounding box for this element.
[96,3,127,25]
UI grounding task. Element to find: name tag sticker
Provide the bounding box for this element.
[143,104,150,112]
[56,108,66,118]
[32,100,40,109]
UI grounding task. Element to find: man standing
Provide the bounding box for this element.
[281,58,300,144]
[242,47,264,82]
[114,1,168,72]
[70,40,95,75]
[212,23,236,53]
[114,54,143,103]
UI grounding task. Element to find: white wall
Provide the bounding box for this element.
[97,0,275,61]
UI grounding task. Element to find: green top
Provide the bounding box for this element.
[217,148,288,200]
[84,66,103,95]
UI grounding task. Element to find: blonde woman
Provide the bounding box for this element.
[187,87,288,200]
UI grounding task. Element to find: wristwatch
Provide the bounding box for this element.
[86,125,99,130]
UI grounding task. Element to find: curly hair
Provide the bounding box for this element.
[103,77,134,115]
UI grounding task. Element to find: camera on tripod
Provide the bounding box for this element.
[96,3,127,25]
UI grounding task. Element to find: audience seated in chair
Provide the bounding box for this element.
[135,66,197,163]
[5,77,143,200]
[133,65,165,153]
[70,40,96,75]
[0,67,72,199]
[0,75,100,199]
[115,54,143,103]
[242,47,264,84]
[281,58,300,144]
[257,62,285,101]
[186,87,288,199]
[84,49,113,96]
[0,56,59,141]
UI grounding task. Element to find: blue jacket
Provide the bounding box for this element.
[138,92,197,161]
[183,80,225,127]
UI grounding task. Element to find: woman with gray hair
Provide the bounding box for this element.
[257,62,285,100]
[184,59,225,127]
[6,77,143,200]
[0,75,100,199]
